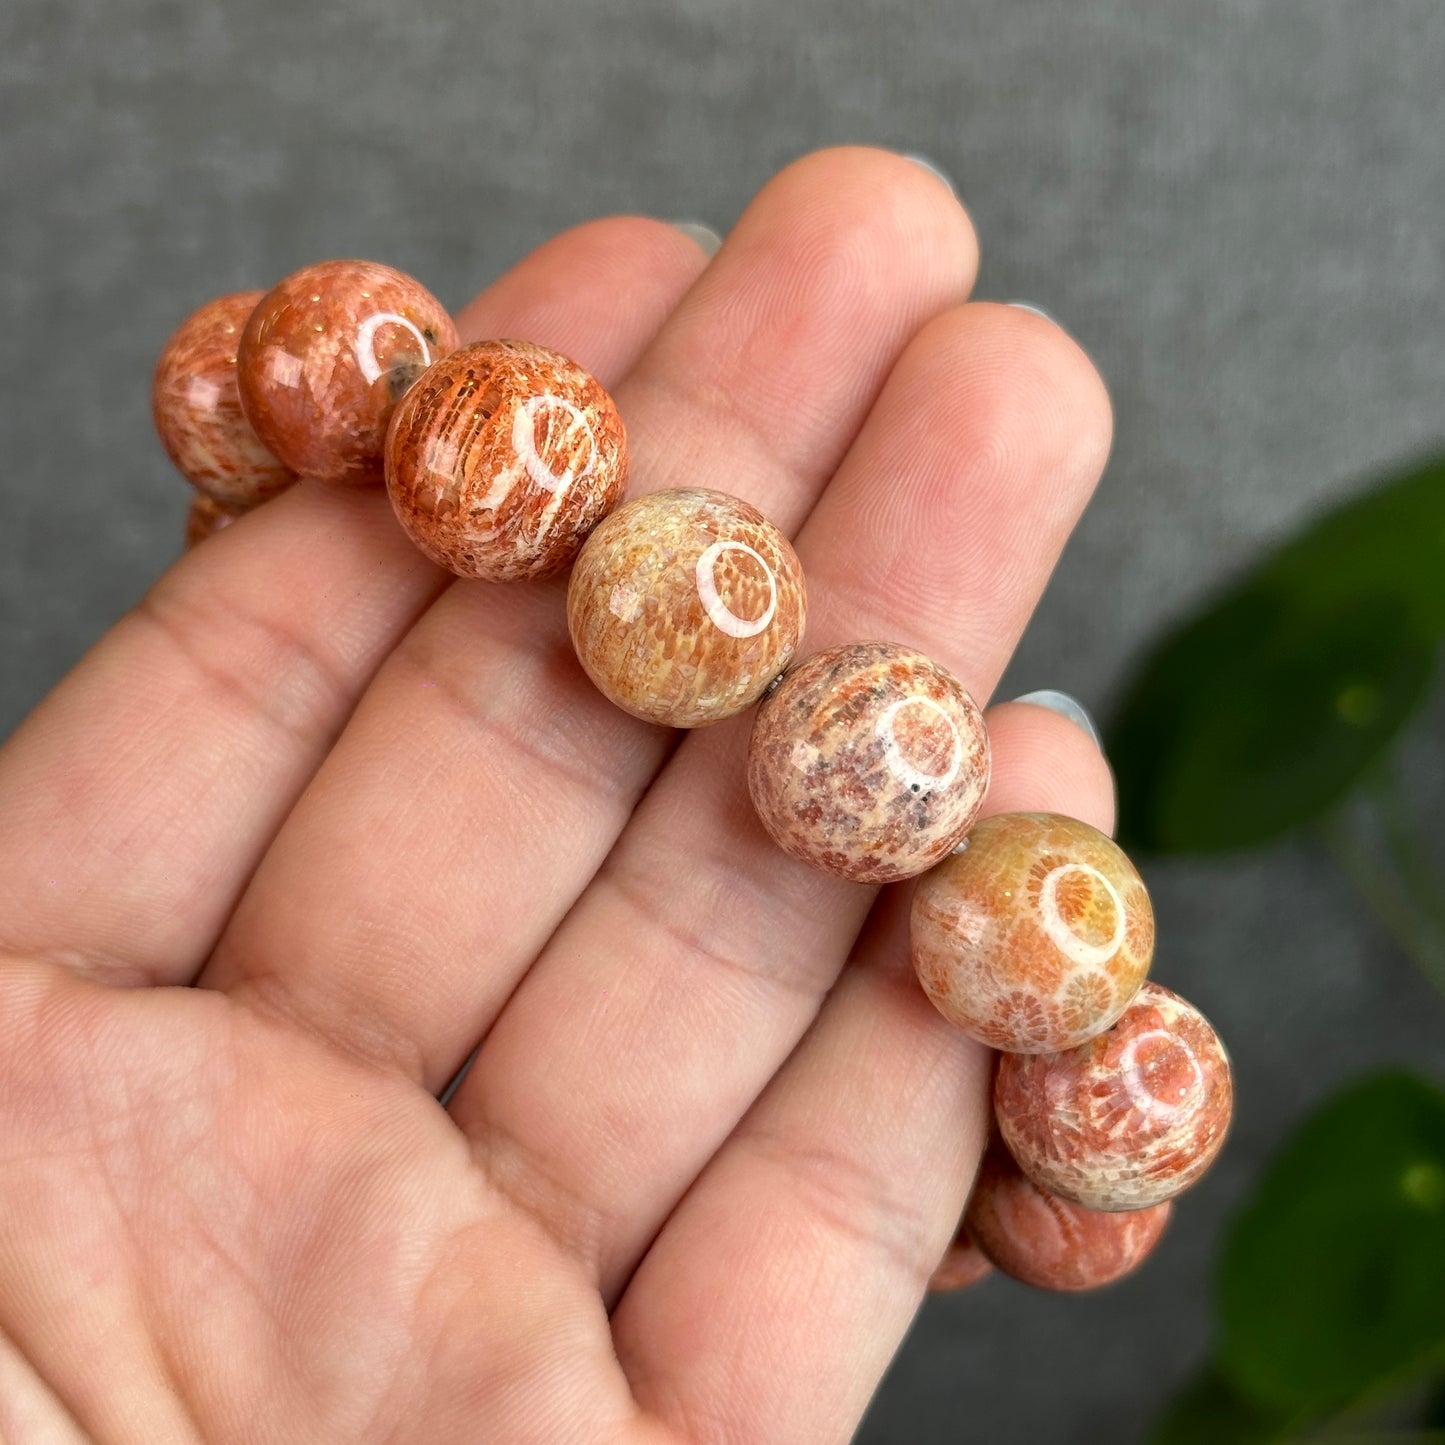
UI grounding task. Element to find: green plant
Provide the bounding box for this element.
[1105,453,1445,1442]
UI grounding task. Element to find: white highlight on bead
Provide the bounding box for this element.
[354,311,436,384]
[608,582,643,624]
[877,696,962,795]
[265,350,305,390]
[1036,863,1126,967]
[790,737,822,773]
[1119,1028,1203,1121]
[511,393,598,495]
[695,541,777,638]
[185,377,222,411]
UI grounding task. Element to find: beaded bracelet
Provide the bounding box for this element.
[153,259,1235,1295]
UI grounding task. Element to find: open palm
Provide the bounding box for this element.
[0,149,1115,1444]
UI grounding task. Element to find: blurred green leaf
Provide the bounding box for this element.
[1426,1374,1445,1427]
[1110,454,1445,853]
[1123,594,1431,852]
[1263,458,1445,632]
[1150,1366,1299,1444]
[1218,1073,1445,1415]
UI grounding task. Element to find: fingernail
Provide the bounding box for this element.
[671,221,723,257]
[1010,690,1102,749]
[900,153,955,194]
[1007,301,1056,324]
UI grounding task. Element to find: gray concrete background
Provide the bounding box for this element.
[2,2,1444,1440]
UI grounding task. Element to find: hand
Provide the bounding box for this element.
[0,148,1114,1444]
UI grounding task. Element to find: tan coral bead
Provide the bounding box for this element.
[747,643,990,884]
[387,340,628,581]
[994,982,1234,1212]
[237,259,458,485]
[910,812,1155,1052]
[567,488,804,725]
[152,291,295,508]
[965,1139,1171,1291]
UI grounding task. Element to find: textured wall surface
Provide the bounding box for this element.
[2,2,1443,1440]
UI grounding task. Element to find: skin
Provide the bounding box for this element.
[0,148,1117,1445]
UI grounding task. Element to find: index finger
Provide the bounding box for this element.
[0,218,710,985]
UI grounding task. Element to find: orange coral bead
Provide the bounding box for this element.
[567,488,805,725]
[237,260,458,485]
[927,1221,995,1293]
[747,643,989,883]
[183,493,248,550]
[965,1140,1171,1292]
[387,340,628,581]
[152,291,295,508]
[994,982,1234,1212]
[911,812,1154,1052]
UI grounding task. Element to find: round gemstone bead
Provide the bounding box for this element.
[927,1221,995,1293]
[747,642,989,883]
[184,494,248,549]
[386,340,628,581]
[965,1139,1171,1291]
[152,291,295,508]
[994,981,1234,1212]
[237,260,458,485]
[911,812,1154,1052]
[567,488,805,725]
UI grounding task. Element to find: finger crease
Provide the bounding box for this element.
[132,584,354,753]
[402,648,646,810]
[227,968,428,1085]
[468,1108,615,1282]
[737,1122,942,1295]
[601,861,837,1006]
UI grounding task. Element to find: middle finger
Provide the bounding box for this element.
[451,299,1114,1302]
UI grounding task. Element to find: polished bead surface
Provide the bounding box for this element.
[567,488,805,725]
[386,340,628,581]
[152,292,295,508]
[747,642,989,883]
[238,260,458,485]
[927,1221,995,1293]
[184,493,247,549]
[965,1139,1171,1291]
[994,981,1234,1212]
[911,812,1154,1052]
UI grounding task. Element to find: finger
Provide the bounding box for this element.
[614,708,1115,1445]
[0,1323,89,1444]
[202,148,979,1083]
[0,217,707,986]
[453,303,1114,1300]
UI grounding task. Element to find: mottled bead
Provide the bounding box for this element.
[237,260,458,485]
[567,489,805,725]
[386,340,628,581]
[911,812,1154,1052]
[994,982,1234,1212]
[184,494,248,550]
[747,643,989,884]
[965,1140,1171,1292]
[927,1221,995,1293]
[152,292,295,507]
